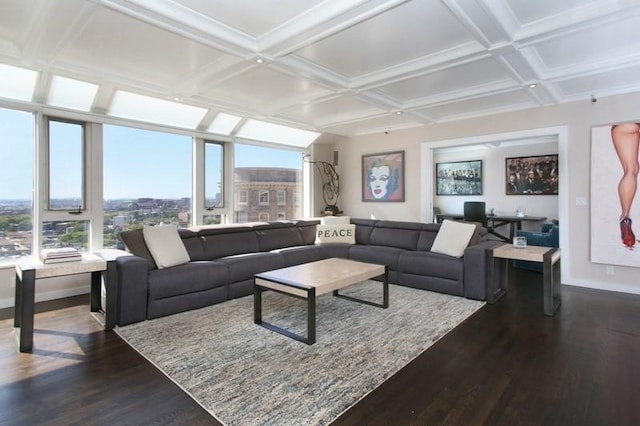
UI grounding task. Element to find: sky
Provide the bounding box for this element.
[0,107,302,200]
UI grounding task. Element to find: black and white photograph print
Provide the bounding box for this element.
[435,160,482,196]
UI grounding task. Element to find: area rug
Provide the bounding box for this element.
[115,282,484,426]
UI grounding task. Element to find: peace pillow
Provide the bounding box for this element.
[314,224,356,244]
[430,219,476,258]
[142,224,191,269]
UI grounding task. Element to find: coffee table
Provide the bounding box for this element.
[254,258,388,345]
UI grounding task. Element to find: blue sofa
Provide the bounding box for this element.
[514,223,559,272]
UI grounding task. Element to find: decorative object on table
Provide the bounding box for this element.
[435,159,482,195]
[361,150,405,202]
[512,236,527,248]
[40,247,82,263]
[302,153,341,215]
[516,206,526,217]
[505,154,558,195]
[591,123,640,268]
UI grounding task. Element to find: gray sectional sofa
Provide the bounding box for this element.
[111,218,501,326]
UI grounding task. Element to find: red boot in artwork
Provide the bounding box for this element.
[620,217,636,248]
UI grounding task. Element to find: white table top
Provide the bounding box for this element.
[493,244,560,263]
[16,253,107,279]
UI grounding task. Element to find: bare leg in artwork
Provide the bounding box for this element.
[611,123,640,248]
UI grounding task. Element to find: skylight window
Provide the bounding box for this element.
[47,75,98,111]
[206,112,242,135]
[0,63,37,102]
[235,119,320,148]
[108,90,207,129]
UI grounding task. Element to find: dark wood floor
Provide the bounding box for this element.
[1,269,639,425]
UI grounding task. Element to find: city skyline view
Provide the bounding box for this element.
[0,107,303,201]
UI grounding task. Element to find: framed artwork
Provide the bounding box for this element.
[435,160,482,195]
[505,154,558,195]
[591,123,640,268]
[361,150,405,202]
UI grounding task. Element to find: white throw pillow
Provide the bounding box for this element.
[142,225,190,269]
[315,224,356,244]
[320,215,350,226]
[430,220,476,258]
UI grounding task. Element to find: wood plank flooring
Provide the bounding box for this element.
[1,268,639,425]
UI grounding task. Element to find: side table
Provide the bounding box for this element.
[487,244,561,316]
[14,253,107,352]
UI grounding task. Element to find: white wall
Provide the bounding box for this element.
[433,141,559,231]
[335,91,640,296]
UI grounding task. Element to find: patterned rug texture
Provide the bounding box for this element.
[115,282,484,426]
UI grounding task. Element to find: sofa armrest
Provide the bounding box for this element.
[115,255,149,326]
[462,240,504,300]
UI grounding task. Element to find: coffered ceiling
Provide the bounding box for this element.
[1,0,640,140]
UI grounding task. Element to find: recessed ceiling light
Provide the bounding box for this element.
[396,111,402,115]
[528,83,537,88]
[255,58,264,64]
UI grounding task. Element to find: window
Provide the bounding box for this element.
[258,190,269,205]
[42,220,89,251]
[0,108,33,262]
[234,144,302,222]
[205,142,223,209]
[238,190,248,205]
[48,119,85,210]
[277,212,286,220]
[103,125,192,248]
[237,211,248,223]
[258,212,269,222]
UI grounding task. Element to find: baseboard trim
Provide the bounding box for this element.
[564,279,640,296]
[0,285,90,309]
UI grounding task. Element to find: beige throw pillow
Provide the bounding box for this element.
[320,216,350,226]
[430,219,476,258]
[142,225,190,269]
[315,224,356,244]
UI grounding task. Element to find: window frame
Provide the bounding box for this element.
[258,190,269,206]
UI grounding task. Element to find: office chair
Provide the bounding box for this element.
[463,201,488,228]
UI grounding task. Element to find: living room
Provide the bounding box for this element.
[1,1,640,424]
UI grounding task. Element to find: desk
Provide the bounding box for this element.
[14,253,107,352]
[488,244,561,316]
[435,213,547,242]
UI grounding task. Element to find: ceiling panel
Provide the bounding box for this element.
[279,95,387,126]
[293,0,475,78]
[532,16,640,72]
[201,65,333,110]
[415,90,537,122]
[323,113,425,136]
[507,0,603,25]
[0,0,38,41]
[376,58,515,102]
[176,0,319,37]
[553,64,640,98]
[57,6,230,86]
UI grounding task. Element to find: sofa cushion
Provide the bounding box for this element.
[272,245,329,266]
[296,219,320,245]
[398,251,463,281]
[321,216,350,225]
[348,245,404,271]
[369,221,420,250]
[216,252,285,283]
[352,218,377,244]
[430,220,476,258]
[198,226,260,259]
[254,223,304,251]
[119,228,157,270]
[147,261,228,300]
[178,228,206,261]
[314,224,356,244]
[143,225,191,269]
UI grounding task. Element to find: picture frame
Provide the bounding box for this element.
[435,160,482,196]
[361,150,405,202]
[505,154,558,195]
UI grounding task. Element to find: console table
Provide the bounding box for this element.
[435,213,547,243]
[487,244,561,316]
[14,253,107,352]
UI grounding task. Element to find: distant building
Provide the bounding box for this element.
[234,167,301,222]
